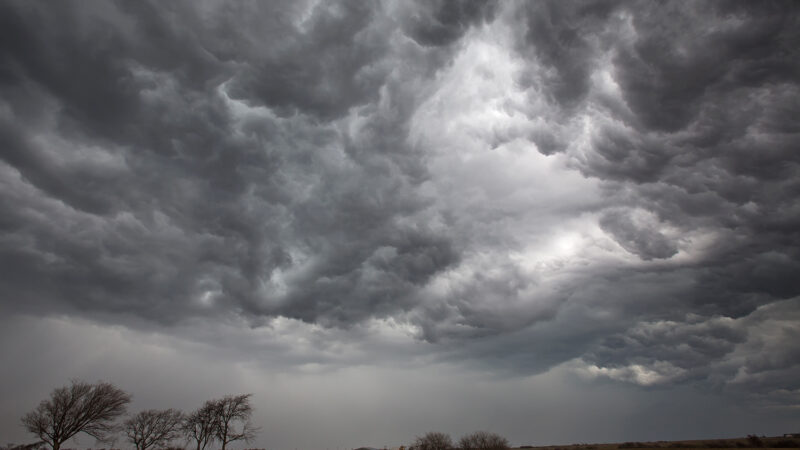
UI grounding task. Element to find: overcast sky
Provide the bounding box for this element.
[2,1,800,449]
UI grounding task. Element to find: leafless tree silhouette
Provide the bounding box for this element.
[21,380,131,450]
[124,409,184,450]
[184,400,219,450]
[213,394,258,450]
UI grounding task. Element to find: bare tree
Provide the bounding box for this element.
[213,394,258,450]
[458,431,509,450]
[184,401,218,450]
[21,380,131,450]
[124,409,184,450]
[411,432,453,450]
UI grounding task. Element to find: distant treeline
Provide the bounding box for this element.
[616,436,800,449]
[529,436,800,450]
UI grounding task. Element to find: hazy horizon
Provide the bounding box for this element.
[1,1,799,449]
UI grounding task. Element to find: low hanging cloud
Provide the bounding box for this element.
[1,0,799,416]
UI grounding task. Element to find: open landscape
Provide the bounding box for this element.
[7,379,797,450]
[2,1,799,449]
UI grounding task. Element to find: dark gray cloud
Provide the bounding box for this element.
[0,0,468,328]
[1,1,800,443]
[599,209,678,260]
[223,2,390,119]
[403,0,499,47]
[517,0,621,110]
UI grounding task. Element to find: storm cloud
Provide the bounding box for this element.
[1,1,800,447]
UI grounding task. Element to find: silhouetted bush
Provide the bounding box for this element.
[411,431,453,450]
[459,431,509,450]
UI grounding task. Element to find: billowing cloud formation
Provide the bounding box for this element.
[580,298,800,407]
[1,0,799,423]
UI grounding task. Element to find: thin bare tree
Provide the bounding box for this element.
[411,432,453,450]
[184,400,219,450]
[458,431,509,450]
[124,409,184,450]
[21,380,131,450]
[213,394,258,450]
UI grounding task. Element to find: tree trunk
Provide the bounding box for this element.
[53,442,60,450]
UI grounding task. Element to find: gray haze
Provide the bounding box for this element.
[1,1,799,449]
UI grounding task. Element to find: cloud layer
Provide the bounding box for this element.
[2,1,800,440]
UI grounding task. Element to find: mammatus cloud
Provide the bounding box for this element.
[1,0,799,426]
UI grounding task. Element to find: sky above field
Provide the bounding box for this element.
[1,1,800,448]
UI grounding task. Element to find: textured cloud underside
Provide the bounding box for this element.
[1,0,799,407]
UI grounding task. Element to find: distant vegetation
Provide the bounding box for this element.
[410,431,510,450]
